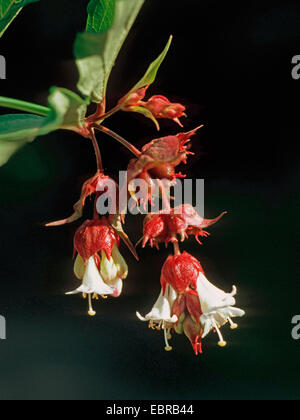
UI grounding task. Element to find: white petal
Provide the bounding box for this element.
[200,307,245,339]
[136,311,147,322]
[168,285,178,307]
[67,256,114,296]
[111,278,123,297]
[137,289,178,324]
[197,272,236,313]
[201,317,214,339]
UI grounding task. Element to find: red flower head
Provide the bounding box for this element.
[142,204,227,248]
[74,218,119,262]
[143,95,186,126]
[127,127,202,206]
[161,251,204,295]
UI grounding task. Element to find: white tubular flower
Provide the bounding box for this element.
[137,285,178,351]
[197,272,245,348]
[67,256,114,316]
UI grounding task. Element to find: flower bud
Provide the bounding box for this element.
[142,214,168,248]
[118,87,147,107]
[144,95,186,126]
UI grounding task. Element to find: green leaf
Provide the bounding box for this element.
[0,0,40,38]
[0,87,88,167]
[132,35,173,91]
[128,105,160,131]
[0,114,45,166]
[47,87,88,130]
[74,0,145,103]
[86,0,116,33]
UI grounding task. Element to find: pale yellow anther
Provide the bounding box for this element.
[230,323,238,330]
[218,341,227,348]
[82,293,87,299]
[101,295,108,299]
[88,310,96,317]
[165,346,173,352]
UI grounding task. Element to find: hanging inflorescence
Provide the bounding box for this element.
[46,36,245,356]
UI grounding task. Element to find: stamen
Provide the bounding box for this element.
[156,321,163,331]
[228,317,238,330]
[82,293,87,299]
[93,293,99,300]
[212,320,227,348]
[88,294,96,317]
[149,321,156,330]
[164,328,173,352]
[167,329,172,341]
[100,295,108,299]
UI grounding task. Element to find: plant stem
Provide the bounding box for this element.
[95,105,121,123]
[159,180,171,213]
[0,96,50,116]
[90,129,103,172]
[86,101,106,123]
[93,124,141,157]
[173,240,181,255]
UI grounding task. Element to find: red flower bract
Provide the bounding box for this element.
[74,218,119,262]
[183,315,203,356]
[160,251,204,295]
[143,95,186,125]
[143,204,227,247]
[127,128,200,185]
[118,87,147,107]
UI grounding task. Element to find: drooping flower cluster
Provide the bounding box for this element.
[137,210,245,355]
[45,34,245,356]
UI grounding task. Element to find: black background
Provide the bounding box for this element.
[0,0,299,400]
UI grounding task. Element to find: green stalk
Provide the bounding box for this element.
[0,96,51,117]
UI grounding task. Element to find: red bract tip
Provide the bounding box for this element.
[183,315,203,356]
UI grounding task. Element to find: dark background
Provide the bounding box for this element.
[0,0,299,400]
